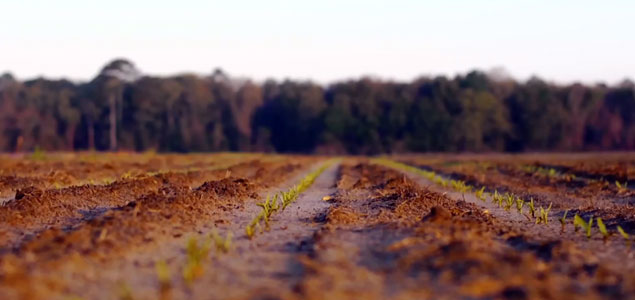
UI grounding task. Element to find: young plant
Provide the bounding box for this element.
[535,203,552,225]
[559,210,569,232]
[245,161,333,239]
[155,260,171,292]
[573,214,582,232]
[475,187,486,202]
[515,197,524,214]
[182,236,211,285]
[615,181,628,193]
[492,190,504,208]
[574,216,593,239]
[245,224,255,240]
[596,217,610,243]
[528,198,536,218]
[439,177,448,188]
[30,146,47,161]
[617,226,631,247]
[544,203,552,224]
[586,217,594,239]
[535,207,544,224]
[211,230,232,253]
[450,180,470,200]
[504,193,514,211]
[256,194,273,225]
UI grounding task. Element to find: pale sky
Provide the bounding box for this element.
[1,0,634,85]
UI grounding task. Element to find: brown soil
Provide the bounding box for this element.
[0,153,634,300]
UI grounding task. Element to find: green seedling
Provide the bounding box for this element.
[617,225,629,240]
[586,217,594,239]
[30,146,47,161]
[535,203,552,225]
[617,226,631,247]
[504,193,514,211]
[535,207,543,224]
[515,197,524,214]
[491,190,504,208]
[182,236,211,285]
[245,161,333,239]
[596,218,610,243]
[574,216,593,239]
[257,194,272,219]
[453,180,471,200]
[155,260,171,291]
[573,214,582,232]
[615,181,628,193]
[491,190,499,205]
[211,230,232,253]
[245,224,255,239]
[439,177,448,188]
[559,210,569,232]
[475,187,486,202]
[528,198,536,218]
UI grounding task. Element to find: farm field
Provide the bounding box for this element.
[0,152,634,300]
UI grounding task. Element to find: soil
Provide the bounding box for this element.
[0,153,634,300]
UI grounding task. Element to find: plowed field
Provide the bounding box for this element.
[1,152,634,300]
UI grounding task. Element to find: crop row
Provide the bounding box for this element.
[373,158,633,245]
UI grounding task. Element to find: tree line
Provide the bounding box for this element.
[0,59,633,154]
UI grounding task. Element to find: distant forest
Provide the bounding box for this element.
[1,59,633,154]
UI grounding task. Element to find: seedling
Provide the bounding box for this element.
[492,190,503,208]
[515,197,524,214]
[528,198,536,218]
[617,225,629,239]
[559,210,569,232]
[182,236,211,285]
[245,161,333,239]
[617,226,631,247]
[211,230,232,253]
[439,177,448,188]
[586,217,594,239]
[573,214,582,232]
[596,218,610,243]
[574,216,593,239]
[504,193,514,211]
[615,181,628,193]
[475,187,486,202]
[245,224,255,239]
[535,207,544,224]
[155,260,171,291]
[535,203,552,225]
[257,194,273,223]
[30,146,47,161]
[450,180,471,200]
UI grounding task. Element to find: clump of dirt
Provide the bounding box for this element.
[13,186,43,201]
[197,177,255,198]
[325,206,362,225]
[421,206,452,223]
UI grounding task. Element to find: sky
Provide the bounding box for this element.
[1,0,634,85]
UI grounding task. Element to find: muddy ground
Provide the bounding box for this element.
[0,152,634,300]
